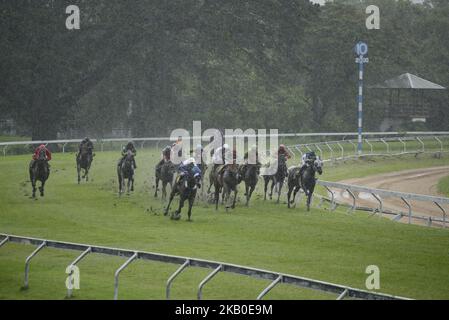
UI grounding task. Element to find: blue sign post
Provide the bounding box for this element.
[354,42,369,155]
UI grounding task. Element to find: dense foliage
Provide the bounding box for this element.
[0,0,448,140]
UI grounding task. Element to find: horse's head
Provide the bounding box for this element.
[314,158,323,175]
[185,173,201,190]
[123,150,135,169]
[37,148,47,161]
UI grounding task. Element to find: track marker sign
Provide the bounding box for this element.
[354,41,369,155]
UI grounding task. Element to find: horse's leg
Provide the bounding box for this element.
[293,186,300,208]
[31,178,36,198]
[162,181,168,201]
[130,174,134,192]
[214,184,220,211]
[165,189,176,216]
[231,188,238,209]
[173,195,185,220]
[118,171,123,195]
[277,181,283,204]
[263,177,268,201]
[269,179,275,200]
[245,183,250,206]
[39,180,45,197]
[187,193,195,221]
[248,184,255,206]
[307,184,315,211]
[77,163,81,184]
[154,177,159,197]
[287,185,293,208]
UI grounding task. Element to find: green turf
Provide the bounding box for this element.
[438,175,449,197]
[1,150,449,300]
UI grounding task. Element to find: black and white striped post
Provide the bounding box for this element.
[354,42,369,155]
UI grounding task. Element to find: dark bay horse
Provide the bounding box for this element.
[117,150,135,195]
[211,164,241,211]
[76,147,94,184]
[287,159,323,211]
[241,164,260,206]
[263,154,288,203]
[154,160,176,200]
[29,148,50,198]
[164,172,201,221]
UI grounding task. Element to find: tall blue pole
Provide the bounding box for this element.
[357,57,364,154]
[354,41,368,155]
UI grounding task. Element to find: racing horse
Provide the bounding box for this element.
[76,146,94,184]
[262,153,288,203]
[287,158,323,211]
[154,160,176,200]
[117,150,135,195]
[241,163,260,206]
[29,148,50,198]
[212,164,241,211]
[164,171,201,221]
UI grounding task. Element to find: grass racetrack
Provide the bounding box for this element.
[1,149,449,299]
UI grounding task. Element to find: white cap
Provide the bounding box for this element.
[183,157,196,165]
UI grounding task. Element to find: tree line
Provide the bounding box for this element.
[0,0,448,140]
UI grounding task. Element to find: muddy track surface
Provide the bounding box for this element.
[332,166,449,227]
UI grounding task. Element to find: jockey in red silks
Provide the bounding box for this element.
[277,144,291,160]
[30,144,51,169]
[32,144,52,161]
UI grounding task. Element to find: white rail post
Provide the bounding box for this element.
[348,140,357,155]
[398,138,406,153]
[114,252,138,300]
[434,136,443,154]
[336,288,349,300]
[325,142,334,160]
[166,259,190,300]
[337,142,344,159]
[66,247,91,298]
[365,139,373,154]
[197,265,222,300]
[3,146,7,157]
[295,146,303,158]
[434,202,446,228]
[346,189,356,214]
[416,137,425,153]
[381,138,390,154]
[401,197,412,224]
[371,193,383,218]
[24,241,47,289]
[0,236,9,248]
[257,275,283,300]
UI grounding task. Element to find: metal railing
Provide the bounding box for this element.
[316,180,449,228]
[0,233,409,300]
[286,135,449,163]
[1,131,449,156]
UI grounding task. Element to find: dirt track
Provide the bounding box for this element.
[331,166,449,227]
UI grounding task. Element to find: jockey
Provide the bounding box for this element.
[212,143,231,175]
[193,144,204,166]
[30,144,51,169]
[278,144,291,160]
[119,141,137,169]
[298,151,317,176]
[240,144,260,178]
[177,157,202,187]
[156,145,172,173]
[78,137,94,160]
[172,136,183,159]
